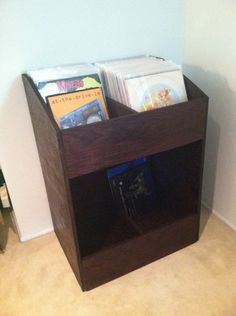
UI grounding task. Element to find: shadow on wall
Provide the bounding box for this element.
[0,77,27,250]
[198,114,220,236]
[0,75,48,244]
[0,169,17,252]
[184,64,236,217]
[0,210,16,253]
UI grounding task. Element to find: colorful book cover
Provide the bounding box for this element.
[107,158,156,218]
[38,73,102,100]
[124,70,188,112]
[46,87,108,128]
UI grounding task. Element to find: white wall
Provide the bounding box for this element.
[183,1,236,230]
[0,0,183,241]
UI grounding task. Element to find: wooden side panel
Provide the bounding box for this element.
[62,97,208,178]
[22,75,83,287]
[82,214,199,290]
[184,76,207,100]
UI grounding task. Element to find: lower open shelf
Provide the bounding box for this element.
[70,140,202,259]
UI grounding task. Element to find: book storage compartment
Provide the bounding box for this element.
[71,140,202,258]
[22,75,208,291]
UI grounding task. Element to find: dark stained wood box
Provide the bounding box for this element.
[22,74,208,291]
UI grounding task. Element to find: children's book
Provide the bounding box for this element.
[124,70,188,112]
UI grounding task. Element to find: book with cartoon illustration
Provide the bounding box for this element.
[124,70,188,112]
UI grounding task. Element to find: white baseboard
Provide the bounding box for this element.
[20,226,54,242]
[201,201,236,232]
[19,202,236,241]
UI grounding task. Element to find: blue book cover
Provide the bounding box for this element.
[107,158,156,218]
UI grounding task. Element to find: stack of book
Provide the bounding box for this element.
[95,56,188,112]
[28,63,108,129]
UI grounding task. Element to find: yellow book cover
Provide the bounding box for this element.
[47,87,109,129]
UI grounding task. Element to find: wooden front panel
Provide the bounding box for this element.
[62,97,208,179]
[82,214,199,290]
[22,75,83,287]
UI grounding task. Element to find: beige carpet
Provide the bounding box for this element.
[1,208,236,316]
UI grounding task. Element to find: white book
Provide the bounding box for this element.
[125,70,188,112]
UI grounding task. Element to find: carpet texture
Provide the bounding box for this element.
[0,208,236,316]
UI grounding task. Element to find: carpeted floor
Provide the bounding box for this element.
[0,207,236,316]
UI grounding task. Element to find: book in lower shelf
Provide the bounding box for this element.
[107,158,157,218]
